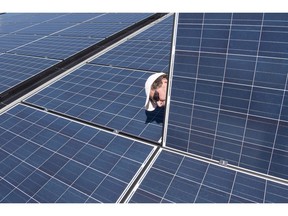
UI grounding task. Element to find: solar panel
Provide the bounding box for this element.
[24,64,164,142]
[0,13,66,23]
[90,40,172,72]
[0,54,60,94]
[0,23,36,34]
[46,13,105,23]
[15,22,77,36]
[0,34,42,53]
[55,22,138,38]
[87,13,153,24]
[128,149,288,203]
[8,35,103,60]
[165,13,288,180]
[90,15,174,72]
[0,104,156,203]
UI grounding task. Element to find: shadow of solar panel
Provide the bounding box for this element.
[0,104,155,203]
[0,53,60,94]
[24,64,164,142]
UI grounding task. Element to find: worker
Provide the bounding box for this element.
[144,72,168,111]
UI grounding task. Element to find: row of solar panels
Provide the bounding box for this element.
[0,13,288,203]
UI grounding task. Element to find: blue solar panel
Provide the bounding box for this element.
[0,104,156,203]
[90,40,171,72]
[128,149,288,203]
[0,13,66,23]
[90,15,173,72]
[166,13,288,179]
[55,23,138,38]
[0,34,42,53]
[15,22,76,36]
[8,35,103,60]
[0,54,60,94]
[24,64,164,142]
[43,13,104,23]
[87,13,152,23]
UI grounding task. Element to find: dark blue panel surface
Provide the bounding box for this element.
[56,23,135,38]
[88,13,152,23]
[167,13,288,179]
[0,104,155,203]
[90,15,173,72]
[90,40,172,72]
[0,54,60,94]
[16,22,75,36]
[0,34,42,52]
[129,150,287,203]
[8,35,102,60]
[25,64,164,142]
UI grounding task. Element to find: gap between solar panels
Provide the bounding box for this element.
[0,13,167,110]
[21,100,161,146]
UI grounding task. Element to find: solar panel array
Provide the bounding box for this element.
[24,14,174,143]
[1,13,288,203]
[166,13,288,180]
[0,104,156,203]
[0,13,152,98]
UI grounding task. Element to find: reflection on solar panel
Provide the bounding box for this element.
[24,64,164,142]
[0,54,60,94]
[128,149,288,203]
[166,13,288,180]
[0,104,155,203]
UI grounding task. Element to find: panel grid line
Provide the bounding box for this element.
[237,13,265,167]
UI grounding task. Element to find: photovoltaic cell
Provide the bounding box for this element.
[166,13,288,179]
[128,150,288,203]
[0,104,155,203]
[24,64,164,142]
[0,53,60,94]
